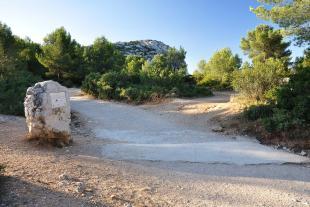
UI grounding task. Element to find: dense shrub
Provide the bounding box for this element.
[243,104,274,121]
[232,58,288,102]
[276,67,310,123]
[0,22,41,115]
[81,72,101,96]
[82,47,212,103]
[193,48,241,90]
[261,67,310,132]
[0,70,40,115]
[244,67,310,135]
[262,109,300,132]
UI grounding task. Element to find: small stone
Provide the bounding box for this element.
[300,151,307,156]
[212,126,224,132]
[57,180,69,187]
[124,203,132,207]
[58,173,71,180]
[74,182,85,193]
[110,194,117,200]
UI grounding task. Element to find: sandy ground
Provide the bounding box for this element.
[0,90,310,206]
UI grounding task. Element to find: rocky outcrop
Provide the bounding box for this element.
[24,80,71,145]
[114,40,170,60]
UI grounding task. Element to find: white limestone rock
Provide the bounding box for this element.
[24,80,71,144]
[114,39,170,60]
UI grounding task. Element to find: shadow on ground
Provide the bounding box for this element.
[0,175,106,207]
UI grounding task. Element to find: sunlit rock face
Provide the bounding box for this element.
[24,80,71,145]
[114,40,170,60]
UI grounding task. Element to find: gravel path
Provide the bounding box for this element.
[70,92,308,165]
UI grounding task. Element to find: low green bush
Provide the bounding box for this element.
[243,104,274,121]
[0,70,40,116]
[244,67,310,135]
[82,48,213,103]
[81,72,101,96]
[261,109,302,132]
[232,58,287,102]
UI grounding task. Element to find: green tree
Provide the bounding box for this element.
[294,48,310,70]
[251,0,310,46]
[124,55,146,75]
[141,47,187,87]
[83,37,124,74]
[232,58,288,102]
[0,22,15,55]
[241,25,291,63]
[193,48,241,89]
[165,47,187,72]
[0,22,40,115]
[16,37,46,76]
[37,27,83,85]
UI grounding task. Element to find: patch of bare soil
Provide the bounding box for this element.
[0,115,171,207]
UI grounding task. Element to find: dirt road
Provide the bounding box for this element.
[71,91,308,165]
[0,91,309,207]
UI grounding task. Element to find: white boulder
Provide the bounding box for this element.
[24,80,71,144]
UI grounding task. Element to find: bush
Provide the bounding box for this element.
[276,67,310,123]
[0,70,40,116]
[244,104,274,121]
[244,67,310,135]
[232,58,287,102]
[178,85,212,97]
[81,48,212,103]
[81,72,101,96]
[193,48,241,90]
[197,78,231,90]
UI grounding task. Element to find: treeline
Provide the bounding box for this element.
[82,48,211,103]
[0,23,212,115]
[193,0,309,139]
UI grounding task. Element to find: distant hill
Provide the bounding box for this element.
[114,40,170,60]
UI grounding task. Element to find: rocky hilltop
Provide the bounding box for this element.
[114,40,170,60]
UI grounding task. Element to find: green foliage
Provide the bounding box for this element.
[16,37,46,76]
[244,104,274,121]
[124,55,146,76]
[0,22,41,116]
[251,0,310,46]
[275,66,310,124]
[37,27,84,86]
[262,109,301,132]
[140,47,188,87]
[193,48,241,89]
[83,37,124,74]
[82,48,212,103]
[244,60,310,134]
[81,72,101,96]
[240,25,291,64]
[0,70,40,115]
[232,58,288,102]
[294,48,310,71]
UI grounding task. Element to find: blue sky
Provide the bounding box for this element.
[0,0,306,73]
